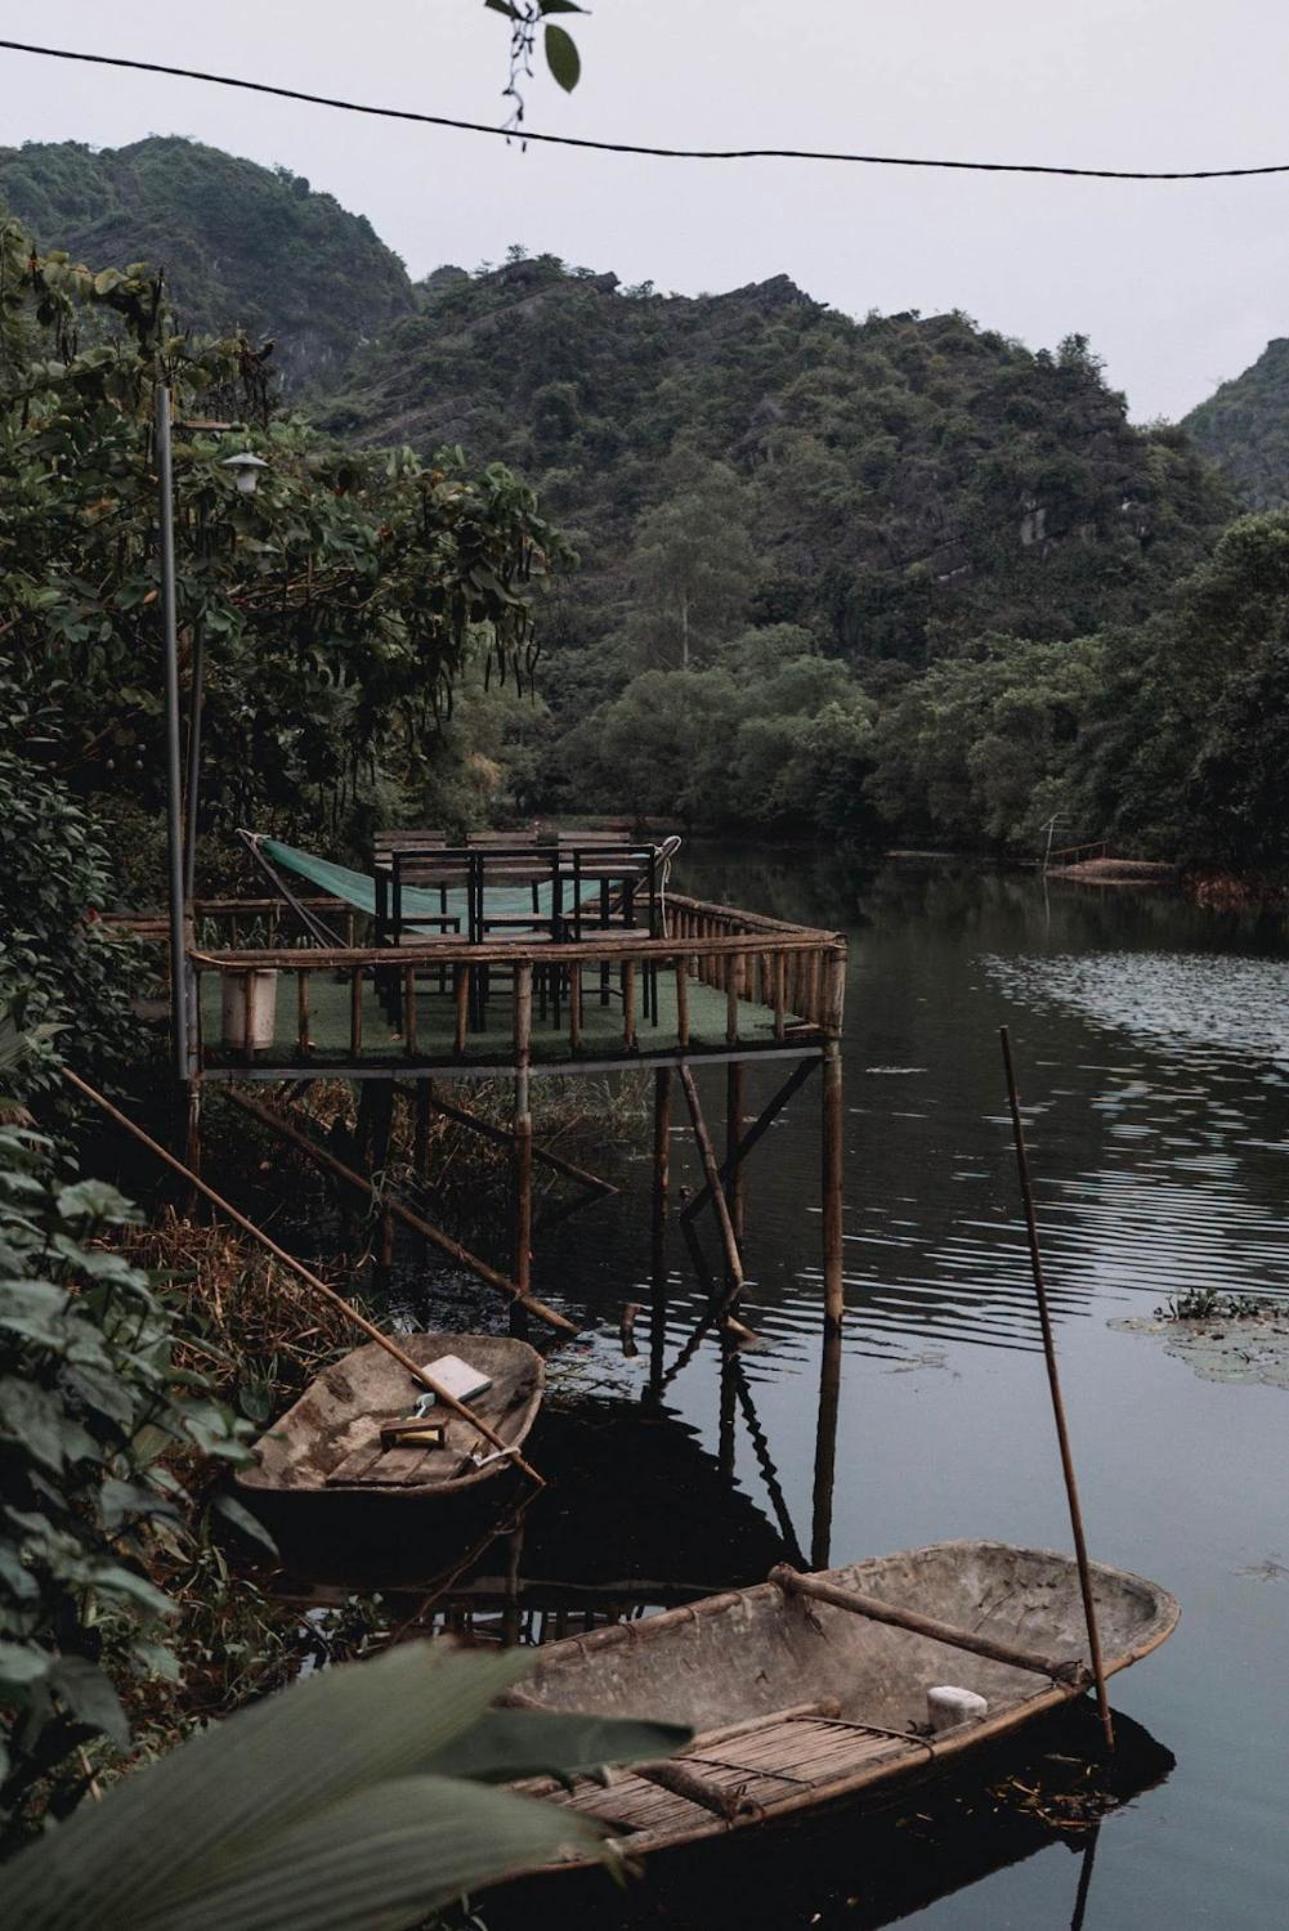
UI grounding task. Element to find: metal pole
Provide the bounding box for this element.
[1000,1026,1115,1750]
[156,384,188,1084]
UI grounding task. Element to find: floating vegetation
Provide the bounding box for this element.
[1157,1287,1272,1321]
[1113,1299,1289,1390]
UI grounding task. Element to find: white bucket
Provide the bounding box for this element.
[927,1685,988,1733]
[221,969,279,1053]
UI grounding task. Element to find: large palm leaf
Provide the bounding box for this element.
[0,1641,689,1930]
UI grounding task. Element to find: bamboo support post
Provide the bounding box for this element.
[726,954,741,1046]
[1000,1026,1115,1750]
[821,1040,844,1335]
[402,966,417,1054]
[675,956,690,1049]
[678,1065,746,1308]
[622,960,636,1050]
[454,964,470,1056]
[425,1090,617,1197]
[413,1078,431,1181]
[296,969,310,1055]
[568,959,582,1053]
[769,1566,1086,1684]
[223,1087,576,1336]
[820,946,846,1336]
[650,1066,672,1396]
[725,1057,745,1258]
[773,953,786,1041]
[512,963,534,1338]
[810,1323,842,1570]
[349,968,363,1057]
[63,1069,547,1481]
[682,1057,815,1226]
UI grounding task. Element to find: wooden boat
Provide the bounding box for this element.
[236,1333,543,1543]
[505,1540,1178,1863]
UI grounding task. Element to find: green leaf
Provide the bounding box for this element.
[544,22,581,91]
[0,1640,52,1691]
[212,1492,279,1557]
[55,1180,137,1226]
[540,1,585,13]
[484,0,520,15]
[135,1776,604,1931]
[428,1709,691,1784]
[48,1655,130,1750]
[0,1378,71,1472]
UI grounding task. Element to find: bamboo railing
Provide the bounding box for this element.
[188,892,845,1072]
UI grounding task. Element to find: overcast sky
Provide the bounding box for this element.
[4,2,1287,420]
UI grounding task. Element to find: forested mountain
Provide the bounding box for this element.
[6,135,1285,871]
[1184,340,1289,509]
[0,138,414,388]
[323,253,1229,669]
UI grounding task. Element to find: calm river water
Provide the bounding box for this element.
[384,850,1289,1929]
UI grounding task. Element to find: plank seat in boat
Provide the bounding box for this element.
[518,1713,915,1842]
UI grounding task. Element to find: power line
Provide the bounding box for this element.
[3,37,1289,183]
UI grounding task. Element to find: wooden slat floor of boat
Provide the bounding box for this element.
[534,1716,917,1837]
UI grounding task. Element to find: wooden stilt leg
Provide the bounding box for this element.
[512,962,534,1340]
[725,1058,746,1262]
[650,1066,672,1398]
[811,1321,842,1569]
[414,1079,432,1182]
[822,1037,844,1336]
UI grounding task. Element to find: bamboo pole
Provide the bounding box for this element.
[349,968,363,1057]
[223,1088,576,1336]
[424,1090,617,1197]
[681,1058,816,1226]
[678,1066,745,1306]
[454,964,470,1056]
[810,1322,842,1570]
[769,1566,1086,1684]
[296,969,310,1056]
[622,959,636,1050]
[999,1025,1115,1750]
[512,962,534,1339]
[821,1037,844,1336]
[650,1066,672,1399]
[413,1078,431,1181]
[675,955,690,1050]
[725,1058,746,1260]
[62,1068,546,1483]
[402,966,417,1055]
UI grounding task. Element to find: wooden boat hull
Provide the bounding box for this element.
[235,1333,543,1556]
[506,1540,1178,1864]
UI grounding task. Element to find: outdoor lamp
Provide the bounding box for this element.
[221,451,269,495]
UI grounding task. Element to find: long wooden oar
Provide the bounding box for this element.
[999,1028,1113,1747]
[62,1068,544,1487]
[769,1566,1085,1684]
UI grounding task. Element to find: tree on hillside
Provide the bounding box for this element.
[625,464,758,670]
[0,214,569,893]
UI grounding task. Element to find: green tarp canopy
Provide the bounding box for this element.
[258,837,556,925]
